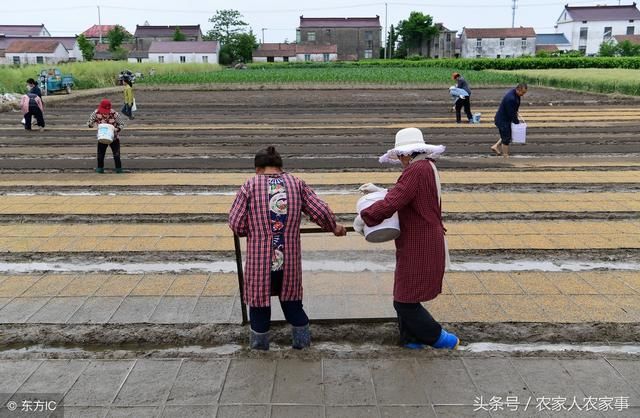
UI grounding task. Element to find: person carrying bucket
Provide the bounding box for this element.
[87,99,125,173]
[353,128,459,350]
[451,72,477,124]
[229,146,347,351]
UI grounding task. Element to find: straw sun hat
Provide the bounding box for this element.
[379,128,446,164]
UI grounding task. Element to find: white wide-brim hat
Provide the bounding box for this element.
[379,127,446,164]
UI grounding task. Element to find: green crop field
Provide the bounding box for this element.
[500,68,640,96]
[0,62,220,93]
[140,66,519,86]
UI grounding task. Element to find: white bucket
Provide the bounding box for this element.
[356,191,401,243]
[472,113,481,123]
[97,123,115,144]
[511,122,527,144]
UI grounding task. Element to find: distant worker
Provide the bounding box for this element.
[452,72,474,124]
[229,146,347,351]
[122,78,135,120]
[26,78,42,99]
[354,128,459,350]
[492,82,528,158]
[20,91,45,131]
[87,99,125,173]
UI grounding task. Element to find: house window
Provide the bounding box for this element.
[475,54,481,58]
[296,30,301,43]
[499,38,505,47]
[267,56,274,63]
[180,56,186,63]
[476,38,482,49]
[158,56,165,63]
[36,56,44,64]
[627,26,635,35]
[364,49,373,59]
[137,58,143,63]
[12,56,20,65]
[365,31,373,41]
[603,26,612,40]
[579,27,588,40]
[521,38,527,49]
[446,33,451,42]
[304,54,311,61]
[283,56,289,62]
[325,29,331,36]
[579,46,587,54]
[323,53,330,62]
[497,54,501,58]
[307,32,316,41]
[202,56,208,63]
[435,42,439,48]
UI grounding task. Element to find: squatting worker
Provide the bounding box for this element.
[353,128,459,350]
[452,72,474,124]
[492,82,528,158]
[87,99,125,173]
[229,146,347,350]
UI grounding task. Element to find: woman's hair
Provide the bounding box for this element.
[124,79,133,87]
[26,78,36,85]
[254,146,283,168]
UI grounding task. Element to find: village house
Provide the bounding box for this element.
[81,25,125,44]
[460,27,536,58]
[536,33,572,54]
[405,23,457,58]
[134,25,202,50]
[253,43,338,62]
[613,33,640,45]
[146,41,218,64]
[0,25,50,37]
[555,3,640,55]
[5,39,68,65]
[297,16,381,60]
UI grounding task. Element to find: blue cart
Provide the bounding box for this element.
[38,68,74,95]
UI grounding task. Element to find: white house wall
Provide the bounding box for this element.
[556,20,639,55]
[461,36,536,58]
[148,52,218,64]
[295,53,337,62]
[5,44,69,65]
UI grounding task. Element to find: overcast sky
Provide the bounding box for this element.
[6,1,627,42]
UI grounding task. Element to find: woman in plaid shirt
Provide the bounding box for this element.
[229,146,347,350]
[355,128,459,350]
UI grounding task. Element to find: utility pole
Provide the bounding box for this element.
[97,5,102,44]
[384,2,388,59]
[511,0,517,28]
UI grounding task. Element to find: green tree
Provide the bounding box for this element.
[106,25,130,52]
[205,9,248,44]
[76,34,95,61]
[618,40,640,56]
[598,40,618,56]
[112,46,129,61]
[218,31,258,64]
[173,26,186,41]
[396,12,439,57]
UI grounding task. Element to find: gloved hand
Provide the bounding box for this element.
[358,183,386,194]
[459,95,466,99]
[353,215,365,236]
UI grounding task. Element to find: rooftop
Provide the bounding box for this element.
[5,39,64,53]
[0,25,47,37]
[613,34,640,44]
[463,27,536,38]
[563,3,640,21]
[299,16,381,28]
[82,25,126,38]
[148,41,218,54]
[134,25,202,38]
[536,33,571,45]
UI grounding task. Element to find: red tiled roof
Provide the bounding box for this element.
[82,25,127,38]
[134,25,202,38]
[148,41,218,53]
[295,44,338,54]
[0,25,46,37]
[564,4,640,21]
[5,39,63,53]
[299,16,381,28]
[614,34,640,44]
[463,27,536,38]
[254,43,296,57]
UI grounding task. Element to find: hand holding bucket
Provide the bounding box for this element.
[355,190,401,243]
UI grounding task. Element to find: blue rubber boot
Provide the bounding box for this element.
[432,329,459,350]
[404,342,425,350]
[95,168,104,174]
[291,325,311,349]
[249,329,269,351]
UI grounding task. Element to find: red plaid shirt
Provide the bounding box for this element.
[361,159,446,303]
[229,173,337,307]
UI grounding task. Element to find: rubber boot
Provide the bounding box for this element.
[432,329,459,350]
[115,168,124,174]
[250,329,269,351]
[291,324,311,349]
[95,168,104,174]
